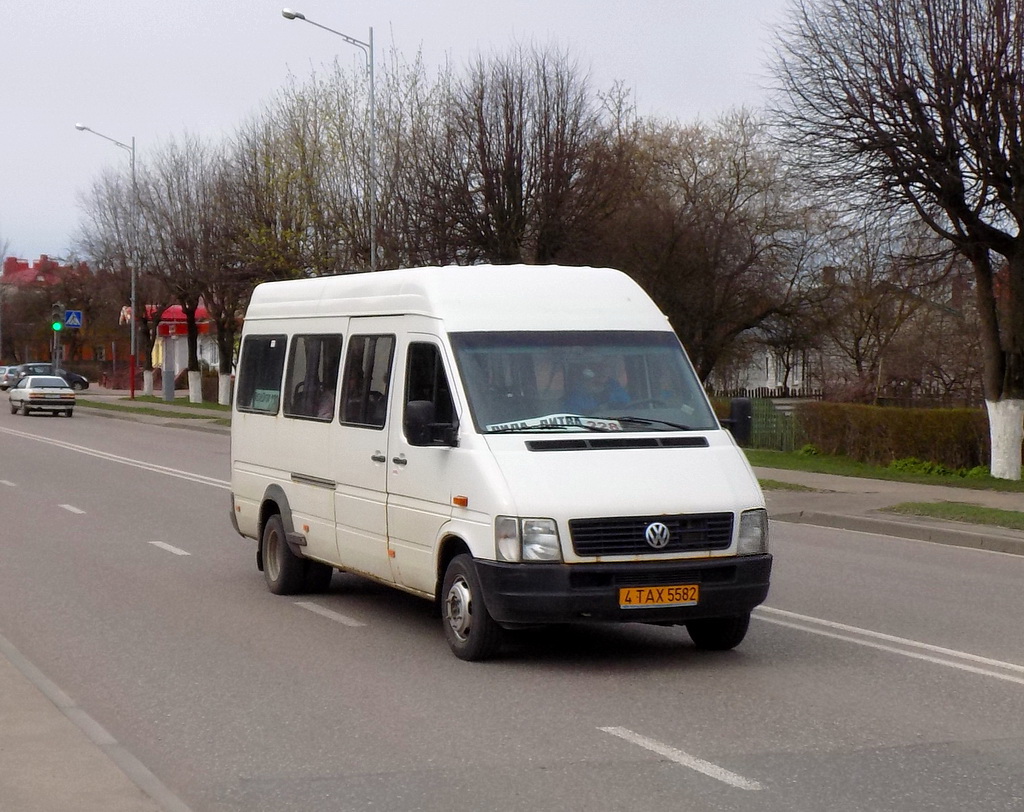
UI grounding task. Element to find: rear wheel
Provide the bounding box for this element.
[441,554,503,661]
[686,613,751,651]
[262,514,308,595]
[65,409,74,417]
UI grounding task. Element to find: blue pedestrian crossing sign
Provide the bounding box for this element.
[64,310,83,329]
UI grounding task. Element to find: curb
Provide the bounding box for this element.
[773,510,1024,556]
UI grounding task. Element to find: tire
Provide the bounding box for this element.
[71,381,85,391]
[9,402,16,414]
[686,613,751,651]
[262,514,308,595]
[66,409,74,417]
[441,554,503,661]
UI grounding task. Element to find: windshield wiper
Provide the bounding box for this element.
[608,415,695,430]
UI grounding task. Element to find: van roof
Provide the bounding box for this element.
[243,265,672,332]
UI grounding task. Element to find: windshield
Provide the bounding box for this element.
[450,331,719,433]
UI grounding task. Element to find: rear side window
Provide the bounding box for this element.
[284,335,344,421]
[340,335,395,428]
[236,335,287,414]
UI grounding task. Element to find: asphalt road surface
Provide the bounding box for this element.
[1,406,1022,811]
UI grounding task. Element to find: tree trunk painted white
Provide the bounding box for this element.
[188,370,203,404]
[218,372,232,406]
[143,370,154,397]
[986,398,1024,481]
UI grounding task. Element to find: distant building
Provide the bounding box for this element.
[2,255,89,287]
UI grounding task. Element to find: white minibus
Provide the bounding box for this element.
[229,265,771,660]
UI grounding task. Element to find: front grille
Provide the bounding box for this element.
[569,513,733,556]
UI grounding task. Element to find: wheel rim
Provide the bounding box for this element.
[445,574,473,642]
[265,527,281,581]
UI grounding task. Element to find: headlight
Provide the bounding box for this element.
[737,509,769,555]
[495,516,562,562]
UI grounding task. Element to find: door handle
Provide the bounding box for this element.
[392,456,408,466]
[371,453,386,463]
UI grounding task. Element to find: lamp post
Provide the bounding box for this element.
[282,8,377,271]
[75,123,139,399]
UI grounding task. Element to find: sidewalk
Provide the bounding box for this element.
[5,389,1023,810]
[756,467,1024,556]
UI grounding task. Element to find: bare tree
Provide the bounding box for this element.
[599,110,820,380]
[443,45,613,264]
[76,170,173,393]
[773,0,1024,478]
[139,135,220,402]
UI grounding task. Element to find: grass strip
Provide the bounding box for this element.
[883,501,1024,532]
[744,448,1024,493]
[758,479,819,492]
[126,395,230,412]
[77,398,229,422]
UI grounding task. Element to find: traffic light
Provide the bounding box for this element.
[51,303,64,332]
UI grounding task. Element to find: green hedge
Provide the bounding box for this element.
[793,401,989,470]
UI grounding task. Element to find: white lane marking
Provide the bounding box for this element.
[148,541,191,556]
[59,504,86,514]
[0,480,16,487]
[295,601,366,627]
[756,606,1024,685]
[0,425,229,489]
[599,726,763,791]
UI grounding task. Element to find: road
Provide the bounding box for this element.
[1,406,1023,811]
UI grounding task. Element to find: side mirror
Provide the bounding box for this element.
[405,400,459,447]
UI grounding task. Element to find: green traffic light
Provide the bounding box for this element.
[52,321,63,331]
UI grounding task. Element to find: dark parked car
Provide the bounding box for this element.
[8,363,89,391]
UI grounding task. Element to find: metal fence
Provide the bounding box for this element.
[749,399,805,452]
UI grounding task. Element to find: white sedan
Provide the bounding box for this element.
[8,375,76,417]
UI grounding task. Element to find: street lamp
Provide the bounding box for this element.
[282,8,377,271]
[75,122,139,399]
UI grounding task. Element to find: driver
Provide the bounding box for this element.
[564,362,629,413]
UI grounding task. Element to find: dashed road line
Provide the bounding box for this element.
[295,601,366,627]
[148,542,191,556]
[59,504,86,514]
[599,726,763,790]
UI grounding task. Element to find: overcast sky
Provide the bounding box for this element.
[1,0,791,261]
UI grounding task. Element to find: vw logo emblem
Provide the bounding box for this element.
[644,522,671,549]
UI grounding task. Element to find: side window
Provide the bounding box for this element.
[340,335,395,428]
[283,334,344,421]
[404,342,457,445]
[236,335,287,414]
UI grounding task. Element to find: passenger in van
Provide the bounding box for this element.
[316,387,336,419]
[564,362,629,413]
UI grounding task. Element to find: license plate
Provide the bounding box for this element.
[619,584,699,608]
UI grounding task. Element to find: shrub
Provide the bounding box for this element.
[794,402,990,470]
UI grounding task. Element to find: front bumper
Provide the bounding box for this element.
[474,554,772,625]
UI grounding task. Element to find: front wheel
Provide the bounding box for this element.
[441,554,503,661]
[9,402,17,414]
[686,613,751,651]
